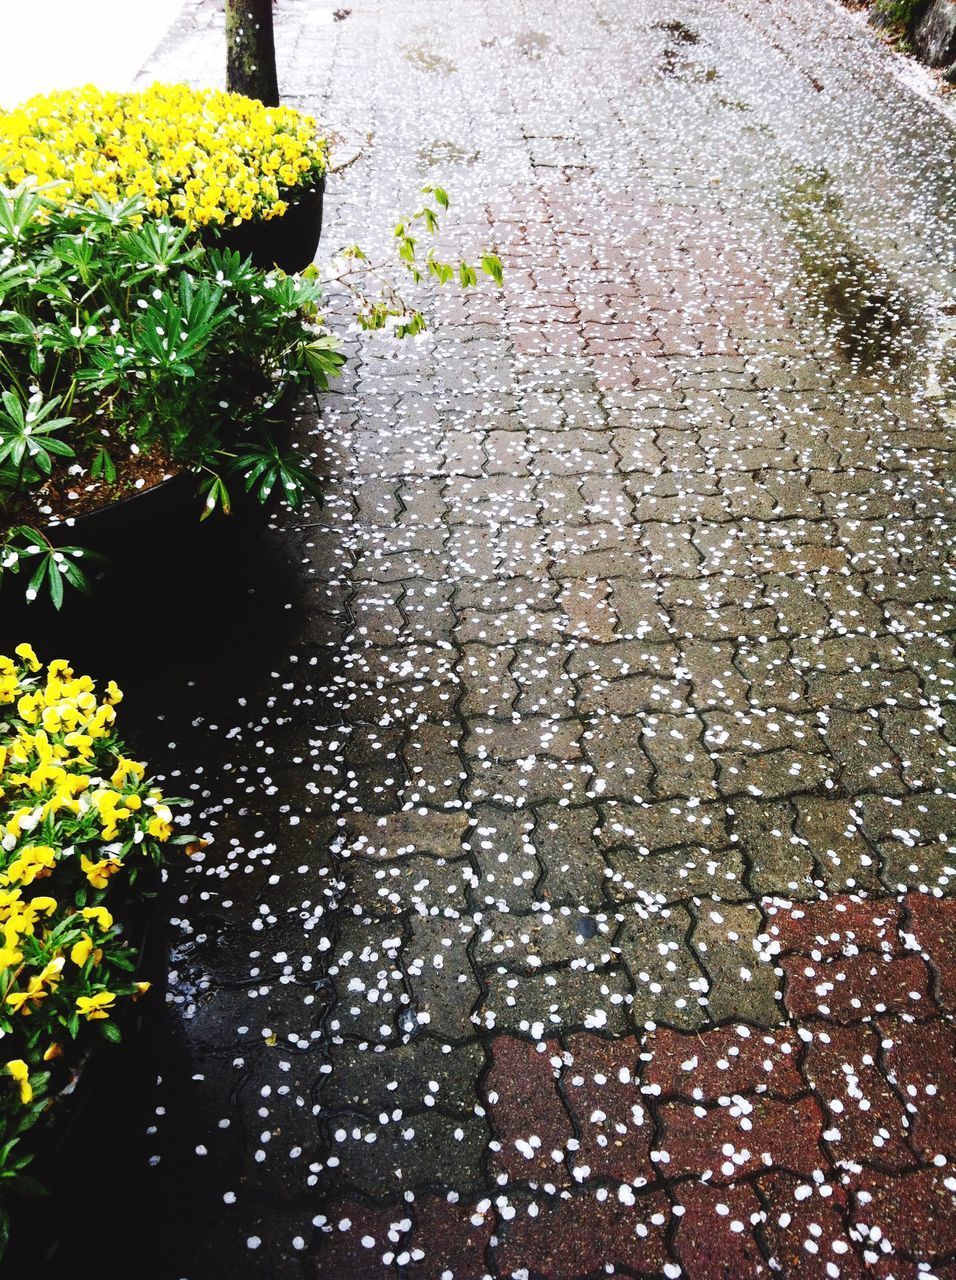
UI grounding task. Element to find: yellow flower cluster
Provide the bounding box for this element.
[0,645,176,1150]
[0,83,329,229]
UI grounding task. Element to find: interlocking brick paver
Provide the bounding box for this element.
[315,1202,411,1277]
[644,1025,804,1099]
[877,1017,956,1163]
[491,1188,673,1280]
[757,1173,865,1280]
[672,1180,767,1277]
[692,902,782,1025]
[801,1024,915,1171]
[904,893,956,1013]
[659,1095,828,1183]
[407,1195,495,1280]
[484,1036,573,1186]
[782,951,935,1024]
[561,1033,653,1183]
[848,1167,956,1266]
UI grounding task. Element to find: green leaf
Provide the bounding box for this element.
[47,557,64,610]
[199,473,232,520]
[481,254,504,288]
[303,335,346,390]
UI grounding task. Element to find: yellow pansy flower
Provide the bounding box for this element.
[4,807,37,840]
[80,854,120,891]
[70,934,94,966]
[111,756,146,788]
[80,906,114,932]
[38,956,65,987]
[147,805,173,842]
[13,644,40,673]
[0,84,328,231]
[76,991,116,1021]
[5,1059,32,1104]
[4,845,57,886]
[7,976,48,1014]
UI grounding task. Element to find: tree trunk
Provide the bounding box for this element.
[225,0,280,106]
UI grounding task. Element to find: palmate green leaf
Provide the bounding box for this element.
[233,441,321,512]
[205,246,262,290]
[0,390,25,430]
[0,526,100,607]
[303,335,346,390]
[118,219,196,274]
[0,311,37,344]
[0,184,54,242]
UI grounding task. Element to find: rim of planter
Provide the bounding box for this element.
[23,383,298,550]
[206,175,326,274]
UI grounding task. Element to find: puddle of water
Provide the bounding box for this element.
[514,30,552,59]
[924,310,956,422]
[417,138,480,169]
[779,163,927,376]
[718,95,753,111]
[403,44,457,75]
[653,18,700,43]
[660,47,719,81]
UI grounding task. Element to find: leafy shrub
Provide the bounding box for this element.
[0,84,328,230]
[0,645,183,1235]
[0,185,344,601]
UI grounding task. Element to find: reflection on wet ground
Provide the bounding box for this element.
[780,163,926,375]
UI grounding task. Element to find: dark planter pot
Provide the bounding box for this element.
[209,178,325,273]
[0,466,273,652]
[0,396,296,651]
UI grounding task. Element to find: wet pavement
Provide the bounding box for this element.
[18,0,956,1277]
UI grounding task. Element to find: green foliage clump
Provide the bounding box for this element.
[0,185,343,601]
[871,0,928,34]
